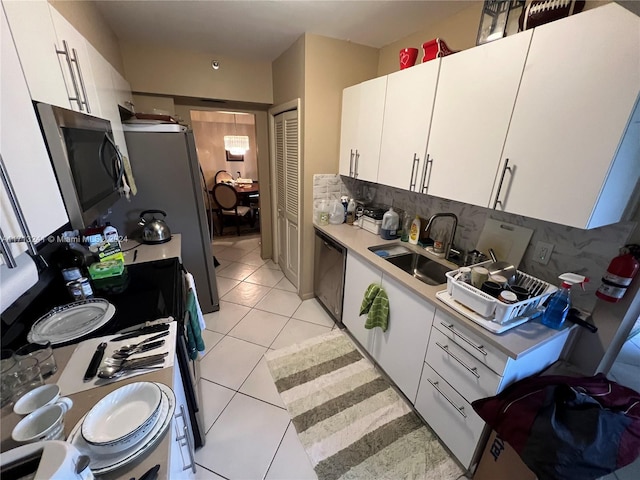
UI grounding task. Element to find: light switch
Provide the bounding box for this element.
[533,241,554,265]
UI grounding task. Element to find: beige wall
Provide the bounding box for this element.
[48,0,124,75]
[272,33,378,297]
[121,42,273,104]
[272,35,306,106]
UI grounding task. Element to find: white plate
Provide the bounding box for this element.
[81,382,162,445]
[67,382,175,475]
[28,299,116,345]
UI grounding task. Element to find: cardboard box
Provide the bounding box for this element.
[474,430,538,480]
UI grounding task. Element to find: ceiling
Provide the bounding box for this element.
[94,1,476,62]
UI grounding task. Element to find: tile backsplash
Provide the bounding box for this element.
[314,174,637,312]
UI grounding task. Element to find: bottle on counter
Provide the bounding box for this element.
[329,200,345,224]
[341,196,349,223]
[409,215,421,245]
[380,207,399,239]
[541,273,588,329]
[346,198,356,225]
[401,213,412,242]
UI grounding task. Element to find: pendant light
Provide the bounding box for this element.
[223,114,249,155]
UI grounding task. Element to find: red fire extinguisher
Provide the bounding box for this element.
[596,244,640,303]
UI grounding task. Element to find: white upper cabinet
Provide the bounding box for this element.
[338,76,387,183]
[1,7,68,265]
[493,3,640,228]
[49,6,100,117]
[425,31,533,206]
[378,60,440,193]
[2,0,70,109]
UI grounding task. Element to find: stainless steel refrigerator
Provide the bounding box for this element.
[107,126,219,313]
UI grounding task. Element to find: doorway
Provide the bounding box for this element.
[190,110,261,237]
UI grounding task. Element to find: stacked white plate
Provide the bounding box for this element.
[67,382,175,475]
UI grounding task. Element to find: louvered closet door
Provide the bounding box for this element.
[274,110,299,287]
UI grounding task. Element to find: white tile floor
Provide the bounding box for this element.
[195,234,328,479]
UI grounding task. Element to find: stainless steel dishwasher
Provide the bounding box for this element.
[314,229,346,326]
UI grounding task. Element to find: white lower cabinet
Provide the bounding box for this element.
[415,364,486,467]
[170,354,197,479]
[415,308,570,470]
[342,252,382,353]
[342,252,434,403]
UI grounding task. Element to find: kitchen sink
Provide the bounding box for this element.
[369,244,452,286]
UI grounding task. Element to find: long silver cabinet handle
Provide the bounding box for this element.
[70,48,91,114]
[349,150,354,177]
[354,150,360,179]
[420,154,433,193]
[409,154,419,190]
[439,322,487,356]
[0,154,38,261]
[492,158,512,209]
[436,342,480,378]
[55,40,83,111]
[174,404,197,473]
[0,227,17,268]
[427,379,467,418]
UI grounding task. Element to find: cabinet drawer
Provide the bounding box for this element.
[426,327,502,402]
[433,309,508,375]
[415,364,486,469]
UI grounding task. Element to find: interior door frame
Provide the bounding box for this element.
[268,99,301,286]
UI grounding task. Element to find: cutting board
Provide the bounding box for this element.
[476,218,533,269]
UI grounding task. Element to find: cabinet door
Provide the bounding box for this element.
[86,43,129,160]
[2,0,70,109]
[342,252,382,355]
[378,60,440,192]
[49,6,100,117]
[371,273,434,403]
[1,6,68,265]
[495,3,640,228]
[339,85,359,177]
[353,76,387,183]
[426,31,532,207]
[415,364,486,469]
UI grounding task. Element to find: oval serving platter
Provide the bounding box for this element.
[28,299,116,345]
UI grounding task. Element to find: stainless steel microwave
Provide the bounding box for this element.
[36,103,124,229]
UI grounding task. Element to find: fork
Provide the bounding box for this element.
[104,352,168,367]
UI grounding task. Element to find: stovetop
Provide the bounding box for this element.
[0,258,183,350]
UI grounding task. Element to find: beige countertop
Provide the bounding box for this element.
[1,344,174,479]
[121,234,182,265]
[316,223,573,360]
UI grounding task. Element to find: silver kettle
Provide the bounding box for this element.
[138,210,172,244]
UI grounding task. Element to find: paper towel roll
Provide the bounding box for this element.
[0,252,38,313]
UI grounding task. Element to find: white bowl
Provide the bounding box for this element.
[81,382,161,445]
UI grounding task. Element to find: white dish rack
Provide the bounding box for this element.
[437,264,557,333]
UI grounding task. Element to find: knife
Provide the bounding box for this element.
[83,342,107,381]
[116,318,173,335]
[110,323,170,342]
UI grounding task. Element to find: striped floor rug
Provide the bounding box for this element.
[265,330,463,480]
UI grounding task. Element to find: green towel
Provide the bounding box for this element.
[360,283,390,332]
[186,290,205,359]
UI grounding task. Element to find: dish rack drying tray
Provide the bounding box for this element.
[436,264,558,334]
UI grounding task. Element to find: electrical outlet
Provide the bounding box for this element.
[533,241,554,265]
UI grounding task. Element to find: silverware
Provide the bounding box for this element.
[114,331,169,355]
[97,362,165,379]
[110,323,170,342]
[105,352,169,368]
[112,339,165,359]
[83,342,106,382]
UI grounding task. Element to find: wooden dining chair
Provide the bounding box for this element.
[214,170,233,183]
[212,183,253,235]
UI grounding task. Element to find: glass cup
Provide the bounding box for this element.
[4,357,43,404]
[1,349,17,407]
[15,341,57,379]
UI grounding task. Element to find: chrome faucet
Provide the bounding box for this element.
[424,213,458,260]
